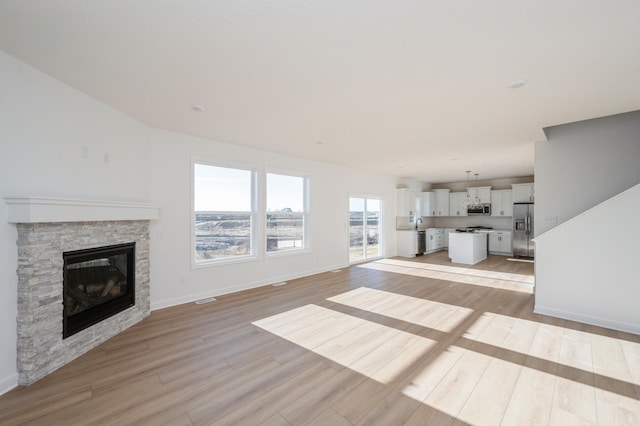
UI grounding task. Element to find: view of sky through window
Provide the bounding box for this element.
[267,173,303,212]
[194,164,252,211]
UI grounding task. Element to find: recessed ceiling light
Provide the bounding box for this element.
[191,105,206,112]
[508,80,528,89]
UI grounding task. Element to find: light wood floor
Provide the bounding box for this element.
[1,252,639,425]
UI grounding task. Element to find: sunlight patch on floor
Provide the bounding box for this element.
[327,287,471,333]
[401,345,468,403]
[356,258,534,292]
[401,311,640,424]
[253,303,440,384]
[255,281,638,423]
[507,257,535,263]
[377,258,534,284]
[401,308,529,421]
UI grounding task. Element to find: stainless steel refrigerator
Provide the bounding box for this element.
[512,203,534,258]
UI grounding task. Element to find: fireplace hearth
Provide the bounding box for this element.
[63,242,136,338]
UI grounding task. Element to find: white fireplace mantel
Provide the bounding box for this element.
[3,196,160,223]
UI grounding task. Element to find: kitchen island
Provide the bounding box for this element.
[448,232,488,265]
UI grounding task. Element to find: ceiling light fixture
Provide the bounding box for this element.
[464,171,474,208]
[508,80,528,89]
[463,171,483,208]
[473,173,482,206]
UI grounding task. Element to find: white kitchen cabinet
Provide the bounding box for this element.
[449,192,468,216]
[467,186,492,203]
[420,192,437,217]
[434,189,450,216]
[488,230,512,255]
[449,232,488,265]
[426,229,437,252]
[396,230,418,257]
[435,229,445,249]
[443,228,456,247]
[491,190,513,217]
[397,189,420,216]
[425,228,445,253]
[511,183,534,203]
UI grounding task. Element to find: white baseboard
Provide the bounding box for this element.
[534,304,640,336]
[0,372,18,396]
[151,263,349,311]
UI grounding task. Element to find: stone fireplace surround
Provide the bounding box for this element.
[5,197,159,385]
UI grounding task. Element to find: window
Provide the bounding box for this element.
[266,173,307,253]
[193,163,255,263]
[349,197,382,263]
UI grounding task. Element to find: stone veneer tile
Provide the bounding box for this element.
[15,220,151,385]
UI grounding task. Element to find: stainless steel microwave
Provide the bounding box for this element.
[467,203,491,216]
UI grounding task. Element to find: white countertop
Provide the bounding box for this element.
[397,227,511,233]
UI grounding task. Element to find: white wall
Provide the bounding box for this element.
[534,110,640,333]
[148,128,398,308]
[536,111,640,235]
[0,51,152,393]
[0,50,399,392]
[535,184,640,334]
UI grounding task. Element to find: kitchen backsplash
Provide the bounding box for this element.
[396,215,512,230]
[429,215,512,229]
[396,216,418,230]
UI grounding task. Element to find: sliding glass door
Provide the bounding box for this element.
[349,197,382,263]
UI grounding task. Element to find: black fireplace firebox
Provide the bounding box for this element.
[63,242,135,338]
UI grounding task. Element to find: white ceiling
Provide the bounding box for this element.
[1,1,639,183]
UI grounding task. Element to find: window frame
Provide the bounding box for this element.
[264,169,310,257]
[191,157,259,268]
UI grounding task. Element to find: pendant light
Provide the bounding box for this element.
[464,171,474,208]
[473,173,482,207]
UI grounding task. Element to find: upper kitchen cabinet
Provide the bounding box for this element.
[420,192,437,216]
[491,189,513,216]
[449,192,468,216]
[397,188,420,216]
[434,189,450,216]
[467,186,492,203]
[511,183,535,203]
